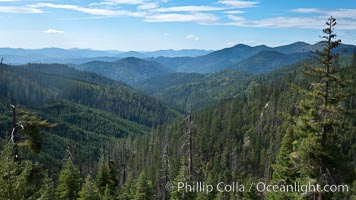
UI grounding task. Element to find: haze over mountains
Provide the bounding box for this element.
[0,48,212,64]
[1,41,355,87]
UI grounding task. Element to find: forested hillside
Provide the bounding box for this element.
[75,57,173,85]
[106,51,356,200]
[0,63,178,126]
[0,17,355,200]
[0,63,178,176]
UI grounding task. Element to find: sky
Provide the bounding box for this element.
[0,0,355,51]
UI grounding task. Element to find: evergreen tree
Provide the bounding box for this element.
[120,177,135,200]
[95,160,118,197]
[101,184,116,200]
[133,171,154,200]
[0,144,54,200]
[78,174,100,200]
[294,17,348,199]
[56,159,81,200]
[96,161,110,195]
[0,145,31,200]
[37,176,55,200]
[170,157,195,200]
[268,125,299,199]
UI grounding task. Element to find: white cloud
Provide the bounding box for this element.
[91,0,146,6]
[223,10,245,14]
[0,0,19,2]
[186,34,199,41]
[43,29,64,34]
[291,8,356,19]
[224,8,356,30]
[144,13,218,23]
[226,41,237,46]
[244,40,258,46]
[218,0,258,8]
[0,6,42,13]
[152,6,226,12]
[31,3,144,17]
[291,8,322,14]
[163,33,169,36]
[137,2,159,10]
[226,15,356,30]
[227,15,323,28]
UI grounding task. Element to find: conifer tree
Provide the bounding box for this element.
[268,125,298,199]
[95,160,118,197]
[96,161,110,195]
[0,106,55,200]
[78,174,100,200]
[170,157,195,200]
[56,159,81,200]
[120,177,135,200]
[37,176,55,200]
[133,171,154,200]
[0,145,31,200]
[101,184,116,200]
[294,16,347,199]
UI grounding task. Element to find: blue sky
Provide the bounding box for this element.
[0,0,355,51]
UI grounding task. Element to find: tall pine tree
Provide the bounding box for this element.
[294,16,347,199]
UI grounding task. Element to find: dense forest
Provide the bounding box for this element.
[0,17,355,200]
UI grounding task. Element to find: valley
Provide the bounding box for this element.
[0,18,355,200]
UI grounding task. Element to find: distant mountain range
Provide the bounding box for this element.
[150,42,356,73]
[0,48,212,64]
[1,42,355,81]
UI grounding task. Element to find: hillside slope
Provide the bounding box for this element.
[76,57,173,85]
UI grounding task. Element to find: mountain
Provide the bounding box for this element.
[0,47,119,59]
[274,41,356,54]
[76,57,173,85]
[0,48,211,65]
[0,63,178,126]
[144,49,212,57]
[149,42,356,73]
[229,51,308,74]
[150,44,273,73]
[274,41,311,53]
[0,62,181,173]
[116,51,145,58]
[173,44,272,73]
[37,56,122,65]
[120,54,356,200]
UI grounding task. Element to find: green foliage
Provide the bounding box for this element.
[170,158,196,200]
[78,174,100,200]
[133,171,154,200]
[0,18,355,200]
[268,125,299,199]
[0,145,54,200]
[0,63,179,127]
[295,17,349,199]
[56,159,81,200]
[95,160,119,199]
[17,109,55,153]
[120,178,135,200]
[145,69,252,111]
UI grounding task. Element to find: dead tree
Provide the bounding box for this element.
[159,128,171,200]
